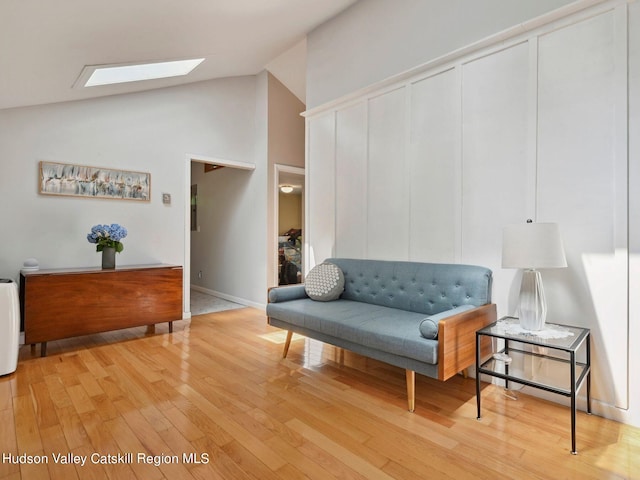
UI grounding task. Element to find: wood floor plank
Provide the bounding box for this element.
[76,371,105,398]
[13,394,44,453]
[43,373,75,410]
[286,418,393,480]
[102,416,164,480]
[12,361,44,398]
[65,384,96,416]
[161,406,206,442]
[39,424,78,480]
[0,376,13,410]
[264,435,338,480]
[56,405,91,451]
[68,445,108,480]
[158,426,200,461]
[2,307,638,479]
[117,407,195,480]
[29,381,60,429]
[176,384,288,471]
[168,393,235,448]
[12,457,50,480]
[0,407,20,478]
[220,440,283,480]
[190,437,251,480]
[77,410,138,480]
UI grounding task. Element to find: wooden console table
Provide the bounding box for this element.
[20,264,183,356]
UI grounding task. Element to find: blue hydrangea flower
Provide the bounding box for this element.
[87,223,127,253]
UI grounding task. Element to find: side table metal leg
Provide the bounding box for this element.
[587,333,592,414]
[504,339,510,391]
[570,351,577,455]
[476,332,482,419]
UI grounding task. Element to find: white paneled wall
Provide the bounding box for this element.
[306,112,336,267]
[305,2,629,414]
[537,9,627,407]
[630,0,640,427]
[367,88,408,260]
[460,41,532,315]
[408,69,460,263]
[336,103,368,259]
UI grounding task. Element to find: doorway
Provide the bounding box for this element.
[275,165,305,286]
[183,155,257,316]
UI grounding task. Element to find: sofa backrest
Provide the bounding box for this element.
[325,258,492,315]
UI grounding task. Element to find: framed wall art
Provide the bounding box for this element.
[39,161,151,201]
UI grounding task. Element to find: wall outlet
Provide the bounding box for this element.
[198,270,202,279]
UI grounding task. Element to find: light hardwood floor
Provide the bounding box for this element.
[1,308,639,479]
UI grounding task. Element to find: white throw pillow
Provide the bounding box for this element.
[305,263,345,301]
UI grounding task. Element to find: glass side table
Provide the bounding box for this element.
[475,316,591,455]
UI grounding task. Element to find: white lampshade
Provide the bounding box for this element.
[502,222,567,270]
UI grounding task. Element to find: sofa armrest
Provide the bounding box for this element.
[268,284,308,303]
[437,303,497,381]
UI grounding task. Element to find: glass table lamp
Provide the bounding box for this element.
[502,221,567,331]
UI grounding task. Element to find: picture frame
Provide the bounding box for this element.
[39,161,151,202]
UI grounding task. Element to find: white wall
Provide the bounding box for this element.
[279,192,302,233]
[628,0,640,430]
[267,74,306,287]
[188,72,304,307]
[305,0,640,426]
[306,0,576,108]
[0,77,259,312]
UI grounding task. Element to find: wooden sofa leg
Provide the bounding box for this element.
[406,370,415,412]
[282,331,293,358]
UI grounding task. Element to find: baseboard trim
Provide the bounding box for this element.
[191,284,266,311]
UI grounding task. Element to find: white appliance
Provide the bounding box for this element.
[0,279,19,376]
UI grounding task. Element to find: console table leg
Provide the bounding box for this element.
[169,321,173,333]
[40,342,47,357]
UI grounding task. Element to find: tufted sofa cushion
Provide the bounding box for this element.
[325,258,492,316]
[266,298,440,364]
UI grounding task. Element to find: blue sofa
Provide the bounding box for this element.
[266,258,496,411]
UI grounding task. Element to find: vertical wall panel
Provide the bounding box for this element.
[461,42,531,316]
[408,69,459,263]
[306,113,336,268]
[367,88,408,260]
[629,0,640,425]
[537,10,627,408]
[335,103,368,258]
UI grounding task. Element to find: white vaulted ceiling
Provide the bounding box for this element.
[0,0,357,110]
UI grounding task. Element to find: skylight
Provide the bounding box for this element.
[78,58,205,87]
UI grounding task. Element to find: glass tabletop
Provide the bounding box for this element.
[478,316,590,351]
